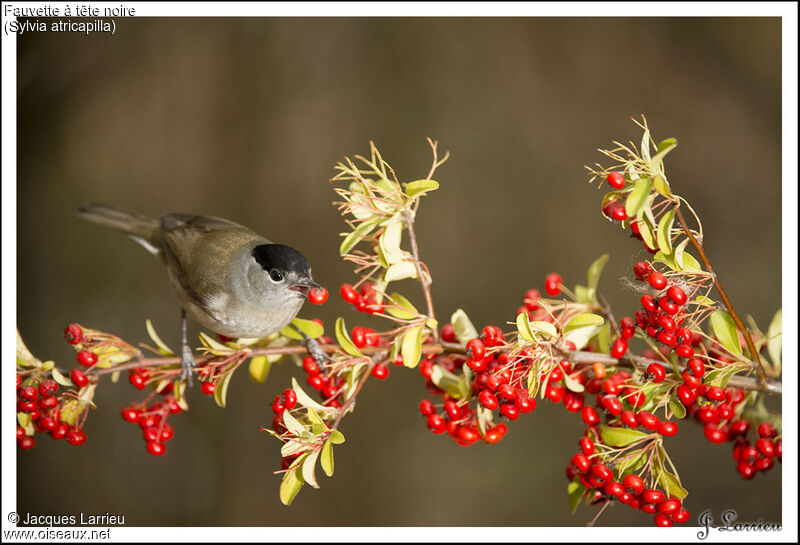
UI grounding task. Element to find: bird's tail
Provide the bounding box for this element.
[77,202,162,255]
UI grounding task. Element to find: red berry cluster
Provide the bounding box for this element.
[339,282,385,315]
[16,374,86,449]
[602,171,663,255]
[298,355,346,411]
[120,395,181,456]
[567,433,690,527]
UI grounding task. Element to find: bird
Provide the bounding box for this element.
[77,202,325,384]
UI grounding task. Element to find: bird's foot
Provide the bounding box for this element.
[180,344,195,387]
[305,336,330,369]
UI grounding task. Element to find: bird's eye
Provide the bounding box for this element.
[269,269,284,282]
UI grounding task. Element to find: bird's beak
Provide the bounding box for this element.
[289,280,322,296]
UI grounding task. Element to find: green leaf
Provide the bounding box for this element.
[306,407,329,434]
[51,367,74,388]
[564,373,585,393]
[650,138,678,168]
[280,467,304,506]
[431,365,468,399]
[291,378,336,416]
[378,214,405,266]
[321,439,334,477]
[404,179,439,198]
[586,254,610,294]
[599,425,648,447]
[213,372,233,408]
[384,261,418,283]
[248,355,271,383]
[656,208,675,255]
[568,481,585,514]
[339,218,378,255]
[654,465,688,500]
[282,409,306,436]
[301,449,320,488]
[385,293,419,320]
[596,322,611,354]
[640,127,652,163]
[563,313,604,333]
[530,321,558,339]
[199,332,235,356]
[574,285,593,304]
[766,309,782,369]
[450,309,479,344]
[653,250,679,272]
[710,310,743,357]
[401,325,424,368]
[281,318,324,340]
[335,317,364,357]
[615,449,648,475]
[652,175,674,199]
[146,319,175,356]
[329,429,346,444]
[669,399,686,419]
[516,312,536,342]
[625,177,654,218]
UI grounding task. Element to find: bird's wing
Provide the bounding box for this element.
[159,213,255,306]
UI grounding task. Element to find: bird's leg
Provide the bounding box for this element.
[290,322,330,369]
[180,308,194,386]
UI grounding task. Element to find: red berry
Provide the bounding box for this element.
[640,294,657,312]
[121,408,139,423]
[647,272,667,290]
[146,441,166,456]
[354,295,368,312]
[591,463,613,482]
[636,410,659,430]
[579,436,595,455]
[38,379,58,396]
[371,364,389,380]
[633,261,652,279]
[478,390,499,410]
[308,286,328,305]
[65,428,87,445]
[544,273,562,296]
[623,474,645,495]
[611,338,628,359]
[128,373,147,390]
[350,327,367,348]
[657,331,677,347]
[64,323,84,345]
[441,323,457,343]
[20,385,38,401]
[201,382,216,395]
[484,424,508,444]
[497,383,517,400]
[581,406,600,426]
[419,399,435,416]
[466,338,486,360]
[658,421,678,437]
[524,289,541,311]
[667,286,687,305]
[754,456,774,472]
[737,461,756,479]
[646,363,666,383]
[18,435,36,450]
[610,205,628,221]
[499,403,519,420]
[606,171,626,189]
[657,314,675,332]
[673,508,691,523]
[601,395,623,415]
[642,489,665,504]
[621,410,638,428]
[426,414,446,434]
[705,386,726,402]
[756,438,775,458]
[302,356,320,375]
[282,389,297,410]
[515,395,536,413]
[757,422,776,438]
[339,283,358,303]
[658,297,679,315]
[571,453,591,473]
[704,424,729,444]
[51,423,68,440]
[654,513,673,527]
[77,350,97,367]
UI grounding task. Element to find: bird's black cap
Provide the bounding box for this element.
[252,244,312,279]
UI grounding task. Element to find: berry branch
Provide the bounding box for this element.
[16,119,781,527]
[673,205,767,386]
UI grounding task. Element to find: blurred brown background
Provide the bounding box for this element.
[16,17,782,526]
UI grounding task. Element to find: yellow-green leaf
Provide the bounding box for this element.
[530,321,558,339]
[564,313,604,333]
[321,439,334,477]
[282,409,306,436]
[306,407,329,434]
[384,261,418,283]
[292,378,336,416]
[214,372,234,408]
[281,317,324,340]
[339,218,378,255]
[656,208,675,255]
[587,254,610,294]
[625,177,654,218]
[450,309,478,343]
[654,465,688,499]
[568,481,585,514]
[516,312,536,342]
[599,425,648,447]
[199,332,235,356]
[710,310,743,357]
[329,429,346,444]
[146,319,175,356]
[301,449,320,488]
[385,293,419,320]
[564,374,585,393]
[401,325,424,368]
[431,365,468,399]
[280,467,304,506]
[378,214,405,266]
[248,355,271,383]
[335,317,363,357]
[51,367,74,388]
[404,179,439,198]
[766,309,782,369]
